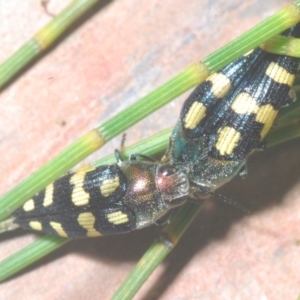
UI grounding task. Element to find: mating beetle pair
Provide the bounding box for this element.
[10,23,300,238]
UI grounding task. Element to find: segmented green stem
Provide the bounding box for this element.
[1,0,300,291]
[1,2,300,221]
[0,0,99,89]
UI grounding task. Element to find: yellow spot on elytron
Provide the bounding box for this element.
[255,104,278,139]
[77,212,101,237]
[231,93,259,114]
[23,199,35,212]
[70,172,90,206]
[266,62,295,86]
[76,164,96,172]
[29,221,42,231]
[43,183,54,207]
[243,49,254,56]
[215,126,241,156]
[50,221,68,237]
[100,176,120,197]
[207,73,232,98]
[184,102,206,130]
[107,211,129,225]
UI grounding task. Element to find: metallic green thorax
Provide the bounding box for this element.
[170,122,244,192]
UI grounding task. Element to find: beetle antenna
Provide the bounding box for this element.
[209,192,250,214]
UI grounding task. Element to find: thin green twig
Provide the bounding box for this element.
[1,1,300,295]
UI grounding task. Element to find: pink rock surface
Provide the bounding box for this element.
[1,0,300,299]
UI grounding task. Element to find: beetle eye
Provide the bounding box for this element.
[162,167,176,176]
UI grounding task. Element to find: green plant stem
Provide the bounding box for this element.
[0,130,105,221]
[267,119,300,146]
[111,202,203,300]
[0,235,69,282]
[2,0,300,289]
[0,0,99,88]
[2,4,300,222]
[262,35,300,57]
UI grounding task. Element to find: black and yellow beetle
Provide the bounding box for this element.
[11,151,189,237]
[1,1,300,299]
[168,23,300,197]
[7,21,300,240]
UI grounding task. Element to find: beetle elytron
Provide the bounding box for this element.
[7,23,300,238]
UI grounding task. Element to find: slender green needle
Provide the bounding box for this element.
[202,2,300,70]
[0,130,171,283]
[112,202,204,300]
[98,2,300,140]
[2,1,300,289]
[1,2,300,222]
[111,112,300,299]
[92,128,172,166]
[111,4,300,296]
[262,35,300,57]
[0,0,99,89]
[277,90,300,122]
[0,130,105,221]
[0,235,69,282]
[1,109,298,283]
[267,119,300,147]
